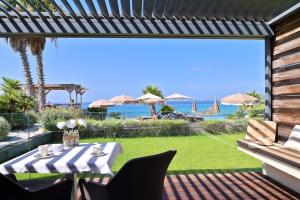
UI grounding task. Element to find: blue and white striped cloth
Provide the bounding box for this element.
[0,143,122,175]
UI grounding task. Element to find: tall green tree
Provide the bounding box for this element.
[143,85,163,97]
[143,85,164,117]
[6,37,35,97]
[27,37,46,111]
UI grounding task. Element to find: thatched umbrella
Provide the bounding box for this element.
[165,93,191,100]
[137,93,163,117]
[137,93,161,100]
[109,95,138,119]
[89,99,115,108]
[221,93,258,106]
[109,95,138,104]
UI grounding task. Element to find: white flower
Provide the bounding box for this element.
[77,119,87,127]
[56,122,66,130]
[66,119,77,129]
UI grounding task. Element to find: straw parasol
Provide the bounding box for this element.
[109,95,138,119]
[221,93,258,106]
[137,93,162,100]
[137,93,163,118]
[109,95,138,104]
[89,99,115,108]
[144,98,164,104]
[165,93,191,100]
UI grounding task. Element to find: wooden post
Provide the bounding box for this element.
[265,38,272,121]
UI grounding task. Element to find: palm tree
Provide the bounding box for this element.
[27,37,46,111]
[142,85,163,97]
[6,37,35,97]
[142,85,164,117]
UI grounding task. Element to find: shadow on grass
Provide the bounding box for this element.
[17,167,262,181]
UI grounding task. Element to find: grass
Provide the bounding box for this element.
[15,132,261,180]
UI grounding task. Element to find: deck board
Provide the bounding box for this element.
[19,172,300,200]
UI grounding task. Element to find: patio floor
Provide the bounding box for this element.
[20,172,300,200]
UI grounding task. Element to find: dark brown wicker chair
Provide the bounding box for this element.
[0,173,73,200]
[79,150,177,200]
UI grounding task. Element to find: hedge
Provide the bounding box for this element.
[51,119,194,138]
[0,117,10,141]
[198,119,247,134]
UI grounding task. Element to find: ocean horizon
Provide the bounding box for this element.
[81,100,238,120]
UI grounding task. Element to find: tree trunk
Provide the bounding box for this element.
[36,51,46,111]
[150,104,157,118]
[19,41,35,97]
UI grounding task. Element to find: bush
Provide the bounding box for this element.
[0,111,37,130]
[78,119,193,138]
[160,105,175,115]
[40,108,84,131]
[199,119,247,134]
[247,103,265,118]
[0,117,11,141]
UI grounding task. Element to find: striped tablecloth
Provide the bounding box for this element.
[0,142,122,175]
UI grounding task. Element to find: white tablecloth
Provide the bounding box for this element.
[0,142,122,175]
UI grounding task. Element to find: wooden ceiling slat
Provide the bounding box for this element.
[132,0,142,18]
[73,0,88,17]
[97,0,110,17]
[109,0,120,18]
[121,0,131,18]
[61,0,77,17]
[153,0,167,19]
[86,0,99,17]
[164,0,181,19]
[143,0,155,19]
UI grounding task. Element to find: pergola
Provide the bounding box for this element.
[27,83,87,107]
[1,0,300,194]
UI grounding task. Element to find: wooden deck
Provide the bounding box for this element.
[20,172,300,200]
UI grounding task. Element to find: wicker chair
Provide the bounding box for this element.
[79,150,177,200]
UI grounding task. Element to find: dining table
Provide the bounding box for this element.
[0,142,123,200]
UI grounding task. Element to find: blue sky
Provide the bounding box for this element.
[0,38,265,103]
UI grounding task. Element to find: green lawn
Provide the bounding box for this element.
[16,133,261,180]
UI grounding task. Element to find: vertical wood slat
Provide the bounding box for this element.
[265,38,272,121]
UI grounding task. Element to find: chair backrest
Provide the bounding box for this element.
[245,119,277,142]
[107,150,176,200]
[0,173,29,199]
[0,173,73,200]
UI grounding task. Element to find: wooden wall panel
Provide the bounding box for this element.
[271,12,300,142]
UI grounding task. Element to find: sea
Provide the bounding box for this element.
[82,100,238,120]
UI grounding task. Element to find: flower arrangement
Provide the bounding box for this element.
[57,119,87,147]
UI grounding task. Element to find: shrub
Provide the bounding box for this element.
[160,105,175,115]
[40,108,84,131]
[0,117,11,141]
[78,119,193,138]
[0,112,37,130]
[199,119,247,134]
